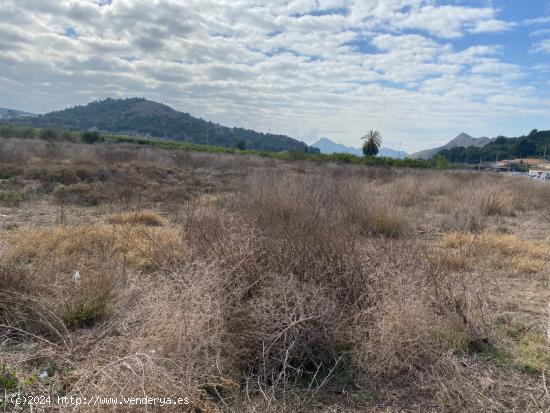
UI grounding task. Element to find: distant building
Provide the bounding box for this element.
[495,158,549,171]
[528,169,550,180]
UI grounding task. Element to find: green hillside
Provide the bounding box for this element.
[438,129,550,163]
[18,98,318,153]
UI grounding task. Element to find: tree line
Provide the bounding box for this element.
[438,130,550,163]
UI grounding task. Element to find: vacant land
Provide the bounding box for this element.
[1,137,550,412]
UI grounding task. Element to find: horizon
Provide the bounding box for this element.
[1,1,550,152]
[1,97,537,154]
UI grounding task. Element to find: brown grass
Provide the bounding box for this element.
[106,209,166,227]
[2,137,550,411]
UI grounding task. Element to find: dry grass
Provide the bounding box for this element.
[1,137,550,411]
[106,209,166,227]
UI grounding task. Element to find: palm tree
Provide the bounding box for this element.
[362,130,382,157]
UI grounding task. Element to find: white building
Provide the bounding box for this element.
[528,169,550,179]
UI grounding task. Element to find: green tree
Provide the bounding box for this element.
[81,130,103,144]
[514,139,536,157]
[39,128,57,141]
[235,139,246,150]
[362,130,382,157]
[434,155,449,170]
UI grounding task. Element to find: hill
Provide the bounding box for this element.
[311,137,408,159]
[18,98,317,153]
[438,129,550,163]
[0,108,35,120]
[409,133,492,159]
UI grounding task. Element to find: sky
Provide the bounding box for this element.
[1,0,550,152]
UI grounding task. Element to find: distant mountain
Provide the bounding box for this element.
[409,133,492,159]
[379,147,408,159]
[17,98,317,153]
[311,137,407,159]
[0,108,35,120]
[312,138,363,156]
[439,129,550,163]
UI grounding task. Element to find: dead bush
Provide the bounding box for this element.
[0,226,121,339]
[224,276,348,389]
[351,241,488,381]
[364,202,407,238]
[0,223,182,339]
[0,189,25,207]
[0,163,23,179]
[24,164,80,186]
[53,183,105,206]
[481,190,516,216]
[106,209,166,227]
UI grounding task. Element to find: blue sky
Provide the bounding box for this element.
[0,0,549,152]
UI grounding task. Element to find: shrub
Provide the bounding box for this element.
[53,183,104,206]
[0,163,23,179]
[0,226,122,337]
[106,210,165,226]
[0,189,24,207]
[39,128,58,141]
[25,165,79,185]
[365,203,406,238]
[81,131,104,144]
[481,190,515,216]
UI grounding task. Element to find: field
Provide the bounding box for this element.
[1,137,550,412]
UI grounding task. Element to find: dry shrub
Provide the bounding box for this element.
[224,276,345,384]
[387,176,422,207]
[181,175,365,390]
[441,204,486,233]
[69,354,217,413]
[351,241,488,380]
[442,232,549,258]
[117,224,183,270]
[3,138,545,410]
[423,173,461,197]
[364,202,407,238]
[341,181,407,237]
[432,357,544,412]
[0,223,182,339]
[439,231,550,276]
[428,249,467,271]
[179,173,489,404]
[0,189,25,207]
[510,257,546,274]
[24,164,80,185]
[0,163,23,179]
[107,209,166,227]
[53,183,105,206]
[481,189,517,217]
[0,226,121,338]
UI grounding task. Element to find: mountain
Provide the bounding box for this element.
[379,147,408,158]
[18,98,317,153]
[409,133,492,159]
[0,108,35,120]
[438,129,550,163]
[311,138,363,156]
[311,137,407,159]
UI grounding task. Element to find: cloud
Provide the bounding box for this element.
[524,16,550,25]
[533,39,550,53]
[0,0,546,149]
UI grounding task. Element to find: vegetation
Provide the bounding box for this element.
[439,129,550,163]
[362,129,382,156]
[0,122,437,168]
[12,97,319,153]
[81,130,104,144]
[0,136,550,411]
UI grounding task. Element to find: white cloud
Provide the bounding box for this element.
[533,39,550,53]
[524,16,550,25]
[0,0,546,149]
